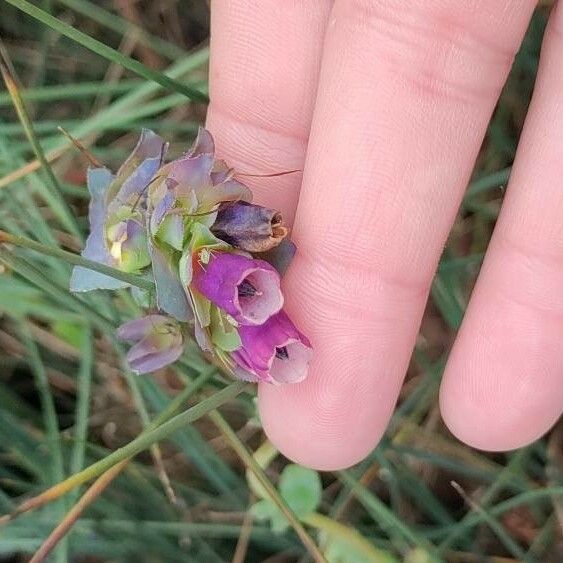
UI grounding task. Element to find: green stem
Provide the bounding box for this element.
[17,320,67,561]
[69,326,93,478]
[209,411,327,563]
[246,440,279,499]
[4,382,248,521]
[0,232,154,290]
[29,368,216,560]
[303,512,397,563]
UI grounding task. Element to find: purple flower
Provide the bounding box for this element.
[150,127,251,218]
[211,201,288,252]
[117,314,183,374]
[105,213,151,272]
[146,128,252,321]
[191,252,283,326]
[232,311,312,384]
[70,129,166,292]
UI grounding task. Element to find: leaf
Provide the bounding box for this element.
[279,464,322,519]
[190,288,211,328]
[70,168,129,292]
[131,286,153,308]
[149,242,191,321]
[210,306,241,352]
[190,222,230,252]
[250,499,289,534]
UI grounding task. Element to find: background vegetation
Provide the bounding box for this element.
[0,1,561,561]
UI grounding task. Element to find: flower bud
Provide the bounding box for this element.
[211,201,288,252]
[117,314,183,374]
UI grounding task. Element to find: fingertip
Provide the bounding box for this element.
[439,378,558,452]
[440,297,563,452]
[254,247,422,471]
[258,381,388,471]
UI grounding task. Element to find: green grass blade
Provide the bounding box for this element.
[209,410,328,563]
[69,325,93,477]
[5,382,248,521]
[0,59,82,239]
[0,79,142,107]
[5,0,208,103]
[0,49,209,190]
[57,0,186,60]
[338,470,440,560]
[17,320,68,562]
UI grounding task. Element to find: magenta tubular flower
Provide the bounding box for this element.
[117,314,183,374]
[232,311,312,384]
[191,252,283,326]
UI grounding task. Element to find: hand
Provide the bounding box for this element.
[206,0,563,470]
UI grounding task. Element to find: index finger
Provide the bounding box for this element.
[206,0,333,224]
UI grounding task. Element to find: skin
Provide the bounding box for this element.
[207,0,563,470]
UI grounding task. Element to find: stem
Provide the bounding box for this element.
[303,512,397,563]
[0,230,154,291]
[0,55,82,239]
[29,462,125,563]
[209,411,327,563]
[28,369,218,559]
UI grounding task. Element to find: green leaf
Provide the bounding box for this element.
[279,464,322,519]
[190,222,230,252]
[210,306,241,352]
[250,499,289,534]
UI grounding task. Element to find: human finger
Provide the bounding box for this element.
[440,4,563,450]
[259,0,536,470]
[206,0,333,224]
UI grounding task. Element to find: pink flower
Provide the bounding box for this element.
[232,311,312,384]
[191,252,283,326]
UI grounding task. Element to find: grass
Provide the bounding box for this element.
[0,1,561,562]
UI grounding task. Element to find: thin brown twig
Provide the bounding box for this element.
[235,169,301,179]
[29,461,126,563]
[231,495,254,563]
[57,127,102,168]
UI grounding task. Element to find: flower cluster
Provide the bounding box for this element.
[71,128,311,384]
